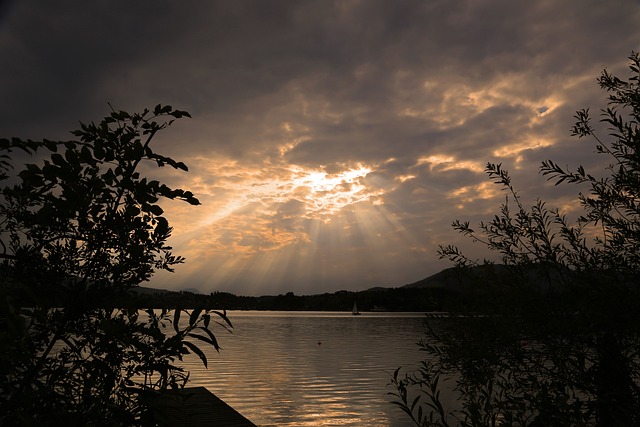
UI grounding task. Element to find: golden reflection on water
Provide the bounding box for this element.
[181,311,426,427]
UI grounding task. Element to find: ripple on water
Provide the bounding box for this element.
[183,312,427,426]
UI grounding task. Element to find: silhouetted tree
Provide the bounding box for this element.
[391,52,640,426]
[0,105,230,425]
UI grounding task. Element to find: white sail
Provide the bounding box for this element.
[352,302,360,315]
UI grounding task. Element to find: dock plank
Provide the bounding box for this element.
[144,387,257,427]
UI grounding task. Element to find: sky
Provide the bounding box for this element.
[1,1,639,296]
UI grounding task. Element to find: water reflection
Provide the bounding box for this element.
[182,311,426,427]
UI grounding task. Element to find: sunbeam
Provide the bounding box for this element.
[152,159,423,294]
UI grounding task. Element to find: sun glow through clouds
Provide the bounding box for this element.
[159,150,436,294]
[189,161,381,247]
[154,158,419,295]
[289,165,374,217]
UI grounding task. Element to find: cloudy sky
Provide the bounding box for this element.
[1,1,639,296]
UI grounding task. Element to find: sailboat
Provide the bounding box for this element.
[352,301,361,315]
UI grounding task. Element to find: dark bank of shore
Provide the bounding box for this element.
[129,284,455,312]
[128,266,488,312]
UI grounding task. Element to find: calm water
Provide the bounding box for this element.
[182,311,428,427]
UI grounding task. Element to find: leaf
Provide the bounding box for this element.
[170,109,191,119]
[153,104,173,115]
[183,340,208,368]
[188,333,221,353]
[197,326,221,351]
[64,148,79,165]
[149,204,164,216]
[79,145,93,162]
[173,309,181,334]
[51,153,66,166]
[410,394,421,411]
[154,216,170,237]
[211,309,233,328]
[189,308,203,327]
[93,143,105,160]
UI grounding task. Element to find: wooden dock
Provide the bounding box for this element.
[144,387,257,427]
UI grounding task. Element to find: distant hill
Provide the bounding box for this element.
[403,263,571,292]
[131,286,171,295]
[402,265,512,289]
[401,267,466,289]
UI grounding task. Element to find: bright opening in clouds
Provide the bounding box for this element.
[195,162,375,224]
[288,164,376,217]
[1,1,639,295]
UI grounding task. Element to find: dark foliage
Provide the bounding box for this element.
[0,106,231,426]
[391,52,640,426]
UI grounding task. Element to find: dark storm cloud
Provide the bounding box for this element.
[2,1,635,143]
[1,1,640,294]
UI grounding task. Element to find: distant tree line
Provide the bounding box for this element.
[115,286,457,312]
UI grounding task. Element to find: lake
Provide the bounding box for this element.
[181,311,428,427]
